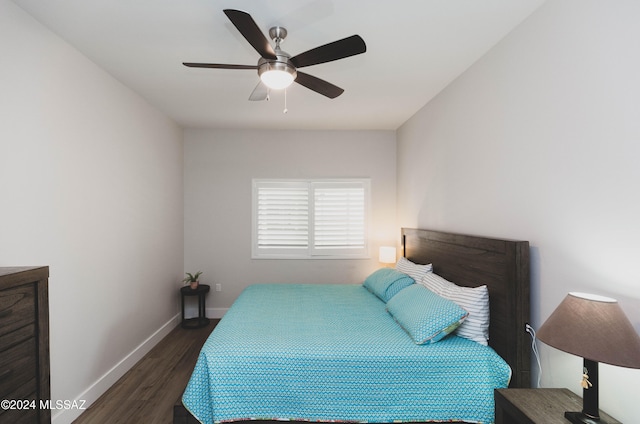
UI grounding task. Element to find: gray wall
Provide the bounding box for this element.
[0,2,184,422]
[184,128,397,312]
[397,1,640,421]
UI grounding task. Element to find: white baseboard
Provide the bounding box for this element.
[52,313,181,424]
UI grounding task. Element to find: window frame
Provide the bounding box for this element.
[252,178,371,259]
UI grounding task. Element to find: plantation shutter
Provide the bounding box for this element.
[252,179,369,258]
[255,182,309,252]
[312,182,367,255]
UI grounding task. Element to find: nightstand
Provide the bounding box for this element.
[495,388,620,424]
[180,284,210,329]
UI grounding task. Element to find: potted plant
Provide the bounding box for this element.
[182,271,203,290]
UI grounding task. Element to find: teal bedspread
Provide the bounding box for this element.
[182,284,510,424]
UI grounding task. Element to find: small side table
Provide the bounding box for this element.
[180,284,210,329]
[495,388,620,424]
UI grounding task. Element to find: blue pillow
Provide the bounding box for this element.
[386,284,468,344]
[363,268,414,302]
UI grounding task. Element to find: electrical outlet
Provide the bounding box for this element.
[215,283,222,292]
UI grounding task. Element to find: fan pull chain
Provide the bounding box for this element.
[283,88,288,114]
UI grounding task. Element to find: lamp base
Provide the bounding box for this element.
[565,411,608,424]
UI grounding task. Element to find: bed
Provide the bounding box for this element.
[178,228,530,424]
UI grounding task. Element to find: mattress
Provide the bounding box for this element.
[182,283,511,424]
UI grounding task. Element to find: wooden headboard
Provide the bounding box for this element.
[401,228,531,388]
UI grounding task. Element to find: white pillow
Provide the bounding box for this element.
[420,272,490,345]
[395,257,433,282]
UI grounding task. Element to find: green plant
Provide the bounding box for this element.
[182,271,203,285]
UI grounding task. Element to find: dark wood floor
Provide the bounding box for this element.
[73,320,218,424]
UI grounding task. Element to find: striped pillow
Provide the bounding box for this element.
[395,257,433,282]
[420,273,490,345]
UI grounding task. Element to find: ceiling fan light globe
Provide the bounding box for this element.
[258,58,297,90]
[261,70,295,89]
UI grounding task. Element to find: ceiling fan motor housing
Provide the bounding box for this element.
[257,42,297,89]
[257,56,297,79]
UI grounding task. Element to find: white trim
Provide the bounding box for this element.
[52,314,181,424]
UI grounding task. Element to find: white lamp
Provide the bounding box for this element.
[378,246,397,264]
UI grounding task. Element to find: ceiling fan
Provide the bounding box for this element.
[183,9,367,100]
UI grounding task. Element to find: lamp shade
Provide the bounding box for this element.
[378,246,397,264]
[537,292,640,369]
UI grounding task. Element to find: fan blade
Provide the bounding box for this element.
[183,63,257,70]
[295,72,344,99]
[290,35,366,68]
[249,81,269,101]
[224,9,277,60]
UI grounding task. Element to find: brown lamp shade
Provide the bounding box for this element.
[537,292,640,369]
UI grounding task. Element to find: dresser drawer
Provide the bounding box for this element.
[0,337,38,399]
[0,285,36,338]
[0,323,35,361]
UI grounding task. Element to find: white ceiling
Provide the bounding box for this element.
[12,0,546,130]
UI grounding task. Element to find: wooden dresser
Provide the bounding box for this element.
[0,267,50,424]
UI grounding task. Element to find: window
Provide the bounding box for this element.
[252,179,370,259]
